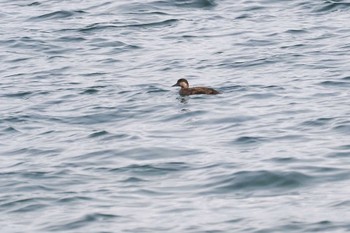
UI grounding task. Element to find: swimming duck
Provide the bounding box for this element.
[172,78,220,96]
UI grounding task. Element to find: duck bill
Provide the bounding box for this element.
[172,83,179,87]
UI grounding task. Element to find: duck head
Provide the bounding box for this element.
[172,79,189,88]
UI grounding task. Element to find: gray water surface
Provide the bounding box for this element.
[1,0,350,232]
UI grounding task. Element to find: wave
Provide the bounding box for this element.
[314,0,350,12]
[202,170,312,194]
[29,10,85,21]
[78,19,178,33]
[154,0,216,8]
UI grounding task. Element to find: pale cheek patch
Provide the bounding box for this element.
[180,82,188,88]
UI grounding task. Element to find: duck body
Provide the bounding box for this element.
[172,79,220,96]
[179,87,220,95]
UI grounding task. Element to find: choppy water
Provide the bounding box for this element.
[1,0,350,232]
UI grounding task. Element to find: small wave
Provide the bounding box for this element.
[155,0,216,8]
[313,1,350,13]
[80,88,99,95]
[79,19,178,33]
[112,162,190,176]
[56,36,86,42]
[163,109,207,122]
[334,144,350,150]
[267,220,344,233]
[204,170,312,194]
[218,84,247,93]
[267,156,299,164]
[56,196,94,204]
[232,136,267,145]
[14,184,56,192]
[11,203,48,213]
[0,197,51,214]
[242,92,277,99]
[285,29,308,34]
[333,122,350,134]
[301,117,333,127]
[81,73,108,77]
[3,126,20,134]
[88,130,109,138]
[5,57,31,63]
[3,115,29,123]
[29,10,85,21]
[332,200,350,207]
[121,177,146,183]
[44,213,121,231]
[327,151,350,158]
[27,2,40,6]
[5,147,62,157]
[235,13,250,19]
[54,111,126,125]
[319,80,350,87]
[3,91,32,98]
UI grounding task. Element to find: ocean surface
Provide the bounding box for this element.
[1,0,350,232]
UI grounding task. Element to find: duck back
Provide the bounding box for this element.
[180,87,220,96]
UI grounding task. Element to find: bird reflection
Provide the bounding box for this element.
[176,96,190,112]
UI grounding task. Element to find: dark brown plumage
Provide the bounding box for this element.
[172,79,220,96]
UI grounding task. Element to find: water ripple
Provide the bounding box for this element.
[29,10,85,21]
[204,170,312,195]
[1,0,350,232]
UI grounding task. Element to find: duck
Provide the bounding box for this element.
[172,78,220,96]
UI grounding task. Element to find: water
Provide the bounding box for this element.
[1,0,350,232]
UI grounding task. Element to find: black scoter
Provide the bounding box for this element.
[172,79,220,96]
